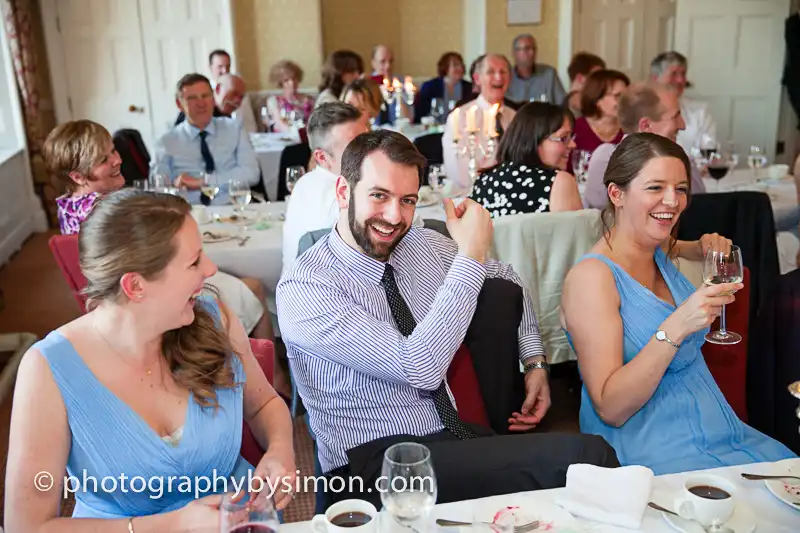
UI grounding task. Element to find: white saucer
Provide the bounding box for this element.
[762,459,800,510]
[469,494,583,532]
[660,501,756,533]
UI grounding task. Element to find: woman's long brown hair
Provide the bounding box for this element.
[79,189,239,409]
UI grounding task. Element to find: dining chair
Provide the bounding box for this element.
[48,234,88,313]
[240,338,276,468]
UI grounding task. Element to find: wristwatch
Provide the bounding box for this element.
[523,359,550,373]
[655,329,680,348]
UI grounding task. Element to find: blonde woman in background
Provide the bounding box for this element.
[265,60,314,132]
[340,78,383,128]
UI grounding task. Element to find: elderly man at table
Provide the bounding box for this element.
[584,82,706,209]
[154,73,260,205]
[650,51,717,155]
[281,102,369,277]
[276,130,619,507]
[507,34,566,105]
[443,54,517,195]
[175,73,258,134]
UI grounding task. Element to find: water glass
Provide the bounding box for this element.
[571,150,591,184]
[747,145,768,180]
[703,245,744,345]
[285,166,305,194]
[428,164,444,190]
[430,98,443,124]
[220,492,280,533]
[229,179,252,212]
[132,179,147,190]
[379,443,437,531]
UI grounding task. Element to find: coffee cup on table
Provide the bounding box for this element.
[673,474,736,527]
[311,499,378,533]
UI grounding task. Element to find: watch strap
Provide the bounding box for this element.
[523,360,550,373]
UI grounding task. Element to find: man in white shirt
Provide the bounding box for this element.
[442,54,516,195]
[216,73,258,135]
[281,102,370,277]
[650,51,716,155]
[207,49,257,133]
[208,49,231,88]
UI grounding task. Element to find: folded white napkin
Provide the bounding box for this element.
[554,463,654,529]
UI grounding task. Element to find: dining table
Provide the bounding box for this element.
[280,459,800,533]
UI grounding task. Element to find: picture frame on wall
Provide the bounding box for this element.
[507,0,542,25]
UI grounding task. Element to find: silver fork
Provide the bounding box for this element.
[435,518,539,532]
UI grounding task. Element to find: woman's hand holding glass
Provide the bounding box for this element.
[660,282,742,346]
[252,451,297,511]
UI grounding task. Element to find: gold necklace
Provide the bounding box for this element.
[92,318,155,377]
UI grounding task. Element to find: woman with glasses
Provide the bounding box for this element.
[469,102,583,217]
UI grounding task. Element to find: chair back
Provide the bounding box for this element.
[48,234,88,313]
[700,267,751,422]
[240,338,276,467]
[489,210,604,365]
[277,143,312,201]
[413,133,444,179]
[112,129,150,188]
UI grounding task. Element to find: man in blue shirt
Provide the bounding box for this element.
[277,130,619,506]
[154,73,259,204]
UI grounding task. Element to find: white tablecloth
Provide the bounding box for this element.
[281,460,800,533]
[250,132,299,201]
[703,168,799,274]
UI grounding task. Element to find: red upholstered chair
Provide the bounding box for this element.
[48,235,89,313]
[240,338,276,467]
[447,345,491,429]
[701,267,750,422]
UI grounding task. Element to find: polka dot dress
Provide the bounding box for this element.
[469,161,557,218]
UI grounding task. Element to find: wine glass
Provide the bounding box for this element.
[285,166,305,195]
[706,152,732,192]
[703,245,744,345]
[428,164,444,190]
[571,150,591,184]
[747,145,768,181]
[379,443,437,531]
[260,105,272,132]
[698,133,718,160]
[220,492,280,533]
[430,98,443,124]
[229,179,252,213]
[201,172,220,202]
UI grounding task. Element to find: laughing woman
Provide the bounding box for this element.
[4,189,296,531]
[560,133,795,474]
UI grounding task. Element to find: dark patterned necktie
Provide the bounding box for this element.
[495,110,504,139]
[198,131,215,173]
[380,264,477,439]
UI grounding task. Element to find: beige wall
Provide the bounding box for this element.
[485,0,560,68]
[321,0,463,79]
[233,0,324,91]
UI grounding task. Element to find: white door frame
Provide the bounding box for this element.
[40,0,237,127]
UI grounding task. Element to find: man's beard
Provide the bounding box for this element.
[348,197,408,261]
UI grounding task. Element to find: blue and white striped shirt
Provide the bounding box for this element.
[275,226,545,472]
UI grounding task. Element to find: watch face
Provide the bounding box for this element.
[656,330,665,340]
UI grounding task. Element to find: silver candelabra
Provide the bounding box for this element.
[453,131,496,184]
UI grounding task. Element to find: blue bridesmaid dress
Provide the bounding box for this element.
[566,248,796,474]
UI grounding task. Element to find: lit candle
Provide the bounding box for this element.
[392,77,402,91]
[488,103,499,137]
[466,106,477,132]
[404,76,415,94]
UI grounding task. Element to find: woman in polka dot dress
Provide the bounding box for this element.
[469,102,583,218]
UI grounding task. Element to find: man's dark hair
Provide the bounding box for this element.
[208,49,230,65]
[567,52,606,82]
[175,73,212,98]
[340,130,426,188]
[307,102,363,152]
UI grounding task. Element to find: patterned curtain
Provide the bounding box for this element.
[1,0,59,226]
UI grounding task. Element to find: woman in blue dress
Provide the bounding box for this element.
[561,132,795,475]
[4,189,295,531]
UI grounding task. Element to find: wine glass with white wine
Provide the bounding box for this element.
[201,172,220,203]
[229,179,252,213]
[703,245,744,345]
[747,145,768,181]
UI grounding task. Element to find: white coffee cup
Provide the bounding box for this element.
[311,499,378,533]
[674,474,736,527]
